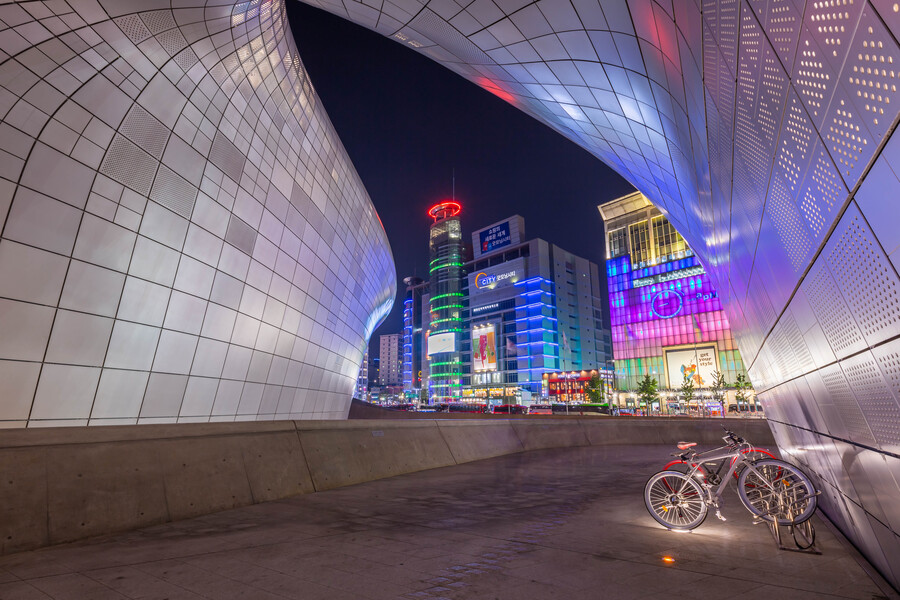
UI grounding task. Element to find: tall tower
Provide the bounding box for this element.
[427,201,464,402]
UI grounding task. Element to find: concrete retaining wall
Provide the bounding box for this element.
[0,417,774,554]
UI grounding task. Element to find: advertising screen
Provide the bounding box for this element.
[472,326,498,372]
[664,346,718,388]
[427,332,456,355]
[479,221,511,253]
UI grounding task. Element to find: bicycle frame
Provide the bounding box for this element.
[682,443,789,505]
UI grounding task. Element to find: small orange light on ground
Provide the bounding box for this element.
[662,556,675,563]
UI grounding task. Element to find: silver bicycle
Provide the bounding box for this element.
[644,429,818,537]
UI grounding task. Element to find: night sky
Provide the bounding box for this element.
[286,2,635,343]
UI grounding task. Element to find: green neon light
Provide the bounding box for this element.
[430,293,464,301]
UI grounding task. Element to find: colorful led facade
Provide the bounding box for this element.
[603,194,747,392]
[427,201,464,401]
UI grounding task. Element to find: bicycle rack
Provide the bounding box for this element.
[753,490,822,554]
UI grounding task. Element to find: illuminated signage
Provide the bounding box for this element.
[650,289,683,319]
[475,270,517,289]
[632,266,705,288]
[427,332,456,355]
[479,221,511,253]
[664,346,718,388]
[472,325,498,372]
[469,258,524,294]
[472,303,500,314]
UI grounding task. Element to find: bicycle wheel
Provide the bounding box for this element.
[737,459,817,525]
[644,470,708,531]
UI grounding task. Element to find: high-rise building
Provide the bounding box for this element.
[378,334,401,386]
[355,350,369,400]
[460,216,610,403]
[426,201,464,402]
[402,276,428,395]
[598,192,750,407]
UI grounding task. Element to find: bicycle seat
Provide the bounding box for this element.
[677,442,697,450]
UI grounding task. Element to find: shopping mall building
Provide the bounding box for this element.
[599,192,752,412]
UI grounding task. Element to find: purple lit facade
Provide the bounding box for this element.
[601,194,747,392]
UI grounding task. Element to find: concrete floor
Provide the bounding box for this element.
[0,445,894,600]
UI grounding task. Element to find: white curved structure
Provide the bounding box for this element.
[0,0,394,426]
[2,0,900,587]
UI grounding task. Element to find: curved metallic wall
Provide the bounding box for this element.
[0,0,395,426]
[291,0,900,586]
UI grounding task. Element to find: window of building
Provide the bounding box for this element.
[629,220,651,266]
[652,215,687,263]
[608,227,628,259]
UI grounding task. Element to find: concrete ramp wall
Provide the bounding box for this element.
[0,418,774,555]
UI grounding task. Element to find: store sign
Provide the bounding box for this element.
[475,270,517,289]
[472,303,500,314]
[633,265,705,288]
[479,221,511,253]
[664,346,718,388]
[469,258,524,294]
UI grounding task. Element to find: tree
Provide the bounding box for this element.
[710,370,727,403]
[679,376,695,406]
[735,373,753,405]
[637,375,658,409]
[584,372,605,404]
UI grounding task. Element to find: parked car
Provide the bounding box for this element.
[528,404,553,415]
[492,404,527,414]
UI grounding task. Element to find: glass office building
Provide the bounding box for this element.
[599,193,748,396]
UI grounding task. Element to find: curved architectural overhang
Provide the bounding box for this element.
[0,0,395,425]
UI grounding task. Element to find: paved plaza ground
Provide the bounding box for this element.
[0,445,894,599]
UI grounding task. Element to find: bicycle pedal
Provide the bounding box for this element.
[715,509,727,521]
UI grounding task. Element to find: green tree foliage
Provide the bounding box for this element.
[637,374,658,407]
[734,373,753,404]
[584,372,605,404]
[710,370,727,403]
[679,376,695,405]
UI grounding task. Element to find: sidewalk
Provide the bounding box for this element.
[0,445,893,599]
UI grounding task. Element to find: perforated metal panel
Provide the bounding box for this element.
[115,15,151,44]
[820,363,878,447]
[803,261,867,358]
[119,104,170,160]
[842,351,900,452]
[825,203,900,346]
[149,166,197,219]
[100,134,159,196]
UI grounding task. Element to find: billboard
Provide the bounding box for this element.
[664,345,718,388]
[427,332,456,355]
[479,221,511,253]
[472,325,497,371]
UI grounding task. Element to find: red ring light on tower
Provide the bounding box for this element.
[427,200,461,221]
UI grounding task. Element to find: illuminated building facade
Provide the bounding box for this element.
[402,276,428,395]
[426,202,464,401]
[461,217,609,403]
[600,193,749,396]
